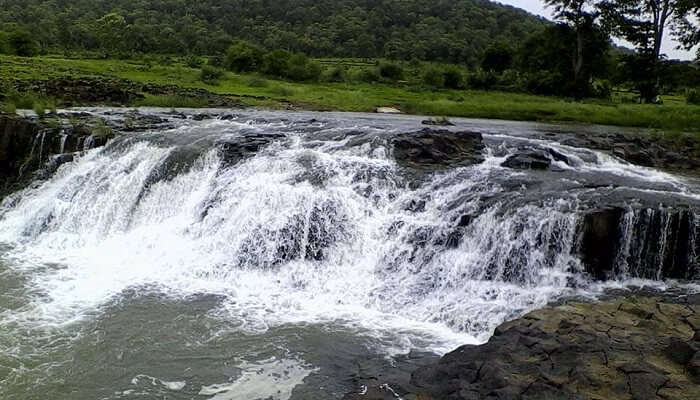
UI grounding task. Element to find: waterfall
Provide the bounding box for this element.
[1,110,698,346]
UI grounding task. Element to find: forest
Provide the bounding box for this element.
[0,0,699,108]
[0,0,544,64]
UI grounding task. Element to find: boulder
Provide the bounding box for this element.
[392,128,484,170]
[501,150,552,170]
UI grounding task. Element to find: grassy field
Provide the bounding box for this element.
[1,55,699,133]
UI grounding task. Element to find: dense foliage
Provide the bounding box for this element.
[0,0,545,64]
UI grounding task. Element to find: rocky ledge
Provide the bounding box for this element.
[346,291,700,400]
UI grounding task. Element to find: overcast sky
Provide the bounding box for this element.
[496,0,695,60]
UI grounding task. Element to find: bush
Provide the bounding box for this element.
[379,62,403,80]
[199,65,225,85]
[323,66,347,83]
[496,70,524,92]
[261,49,292,77]
[467,69,499,90]
[353,68,381,83]
[184,55,204,68]
[523,71,565,95]
[8,30,39,57]
[687,89,700,105]
[423,67,445,87]
[442,66,464,89]
[286,53,321,81]
[225,40,264,73]
[592,80,613,99]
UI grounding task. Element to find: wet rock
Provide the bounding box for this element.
[501,150,552,170]
[421,118,454,126]
[547,131,700,175]
[579,207,625,280]
[392,129,484,170]
[578,207,700,281]
[217,132,286,166]
[411,296,700,400]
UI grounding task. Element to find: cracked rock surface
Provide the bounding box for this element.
[408,294,700,400]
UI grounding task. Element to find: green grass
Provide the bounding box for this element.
[1,54,699,134]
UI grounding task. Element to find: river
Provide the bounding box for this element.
[0,109,698,399]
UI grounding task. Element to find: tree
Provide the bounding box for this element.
[481,42,514,73]
[8,30,39,57]
[599,0,700,101]
[544,0,603,98]
[95,13,129,55]
[224,41,264,73]
[519,23,610,96]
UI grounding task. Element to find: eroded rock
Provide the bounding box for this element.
[392,128,484,170]
[410,295,700,400]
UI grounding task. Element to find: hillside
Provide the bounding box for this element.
[0,0,545,64]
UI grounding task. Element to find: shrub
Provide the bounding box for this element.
[184,55,204,68]
[467,69,499,90]
[379,62,404,80]
[323,66,347,83]
[261,49,292,77]
[7,30,39,57]
[199,65,225,85]
[353,68,381,83]
[592,80,613,99]
[443,66,464,89]
[687,89,700,105]
[523,71,565,95]
[225,40,264,73]
[423,67,445,87]
[285,53,321,81]
[497,70,524,92]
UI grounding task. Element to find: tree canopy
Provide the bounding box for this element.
[0,0,546,64]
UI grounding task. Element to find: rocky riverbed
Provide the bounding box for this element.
[345,289,700,400]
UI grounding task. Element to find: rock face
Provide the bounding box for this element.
[410,295,700,400]
[578,207,699,281]
[392,129,485,170]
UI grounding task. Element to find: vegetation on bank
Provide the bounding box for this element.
[1,54,699,135]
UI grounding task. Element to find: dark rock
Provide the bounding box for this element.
[579,207,625,280]
[689,352,700,382]
[456,214,472,227]
[665,338,698,365]
[421,118,454,126]
[501,150,552,170]
[411,296,700,400]
[392,129,484,170]
[217,132,286,166]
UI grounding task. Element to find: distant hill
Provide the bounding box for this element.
[0,0,546,64]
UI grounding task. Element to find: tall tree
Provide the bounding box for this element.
[544,0,602,97]
[600,0,700,101]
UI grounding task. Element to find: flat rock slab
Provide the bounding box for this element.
[409,295,700,400]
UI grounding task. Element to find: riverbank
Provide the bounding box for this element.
[345,288,700,400]
[1,55,700,134]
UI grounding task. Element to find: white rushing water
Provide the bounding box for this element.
[0,110,698,359]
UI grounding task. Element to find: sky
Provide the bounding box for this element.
[496,0,696,61]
